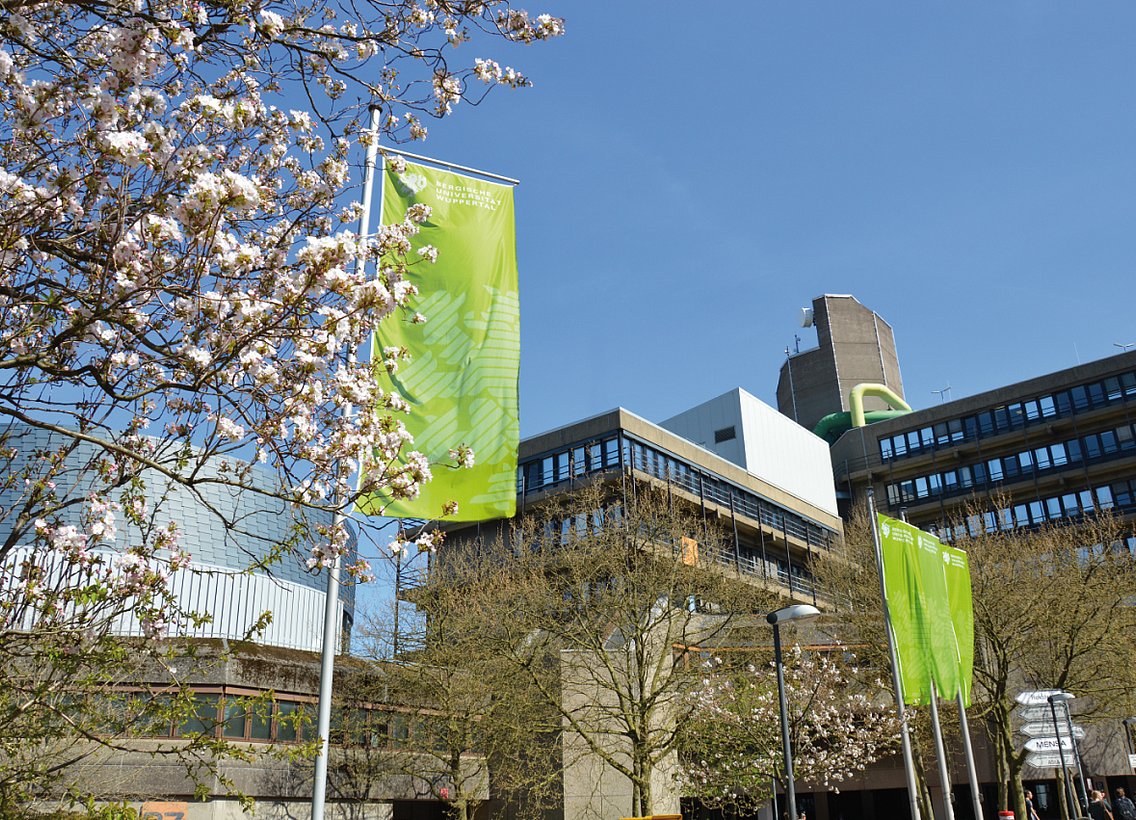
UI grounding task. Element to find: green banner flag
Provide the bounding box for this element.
[358,160,519,521]
[942,543,975,706]
[878,514,930,704]
[877,514,960,704]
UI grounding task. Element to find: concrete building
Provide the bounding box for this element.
[432,396,843,820]
[505,401,843,603]
[777,294,905,432]
[828,349,1136,546]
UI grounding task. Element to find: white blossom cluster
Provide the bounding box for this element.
[680,645,902,812]
[0,0,561,645]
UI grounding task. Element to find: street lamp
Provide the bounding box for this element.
[767,604,822,820]
[1049,693,1089,817]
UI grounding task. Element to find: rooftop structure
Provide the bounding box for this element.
[777,294,905,432]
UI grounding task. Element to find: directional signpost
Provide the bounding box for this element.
[1019,691,1080,768]
[1016,689,1067,706]
[1021,722,1086,740]
[1018,705,1056,723]
[1025,736,1075,753]
[1026,752,1067,770]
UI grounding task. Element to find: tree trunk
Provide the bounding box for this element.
[1056,769,1070,820]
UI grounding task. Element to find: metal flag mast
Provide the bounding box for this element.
[311,103,383,820]
[867,488,923,820]
[310,110,522,819]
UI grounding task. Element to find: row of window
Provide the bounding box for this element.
[76,689,438,748]
[886,421,1136,505]
[517,433,837,550]
[879,369,1136,462]
[926,480,1136,542]
[535,506,816,596]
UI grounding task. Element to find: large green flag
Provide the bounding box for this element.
[942,543,975,706]
[359,160,520,521]
[877,514,960,704]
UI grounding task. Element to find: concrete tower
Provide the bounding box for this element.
[776,294,905,432]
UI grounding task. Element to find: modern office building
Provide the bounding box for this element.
[447,396,844,604]
[776,294,906,432]
[827,349,1136,545]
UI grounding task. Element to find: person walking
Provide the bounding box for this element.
[1089,789,1116,820]
[1113,788,1136,820]
[1025,789,1041,820]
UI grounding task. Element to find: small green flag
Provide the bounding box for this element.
[358,160,520,521]
[942,543,974,706]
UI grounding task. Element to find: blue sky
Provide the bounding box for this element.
[417,0,1136,435]
[353,1,1136,619]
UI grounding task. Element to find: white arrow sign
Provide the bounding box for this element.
[1016,689,1072,706]
[1026,752,1069,769]
[1025,736,1075,753]
[1018,705,1056,722]
[1020,722,1086,740]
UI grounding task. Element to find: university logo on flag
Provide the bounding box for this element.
[357,160,520,521]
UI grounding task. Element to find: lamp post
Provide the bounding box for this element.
[767,603,821,820]
[1049,693,1089,817]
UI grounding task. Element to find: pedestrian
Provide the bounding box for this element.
[1025,789,1041,820]
[1089,789,1115,820]
[1114,788,1136,820]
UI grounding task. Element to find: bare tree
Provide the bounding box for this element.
[444,484,778,819]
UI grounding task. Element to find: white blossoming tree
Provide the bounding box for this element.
[679,645,901,814]
[0,0,562,809]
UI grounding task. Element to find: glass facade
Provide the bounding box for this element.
[886,419,1136,506]
[515,426,836,599]
[518,430,837,551]
[878,368,1136,462]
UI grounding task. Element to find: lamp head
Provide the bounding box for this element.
[1048,692,1075,704]
[767,604,821,626]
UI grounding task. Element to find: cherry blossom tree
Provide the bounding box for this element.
[0,0,562,808]
[680,645,901,814]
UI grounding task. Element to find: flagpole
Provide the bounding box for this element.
[867,488,923,820]
[897,509,953,820]
[956,689,985,820]
[311,103,383,820]
[927,680,955,820]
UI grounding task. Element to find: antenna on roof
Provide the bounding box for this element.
[932,385,952,403]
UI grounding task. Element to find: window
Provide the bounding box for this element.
[987,459,1004,482]
[1034,447,1052,470]
[1039,395,1057,417]
[1101,430,1119,454]
[1097,485,1114,509]
[880,438,894,460]
[179,693,220,737]
[714,426,736,443]
[1089,381,1106,406]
